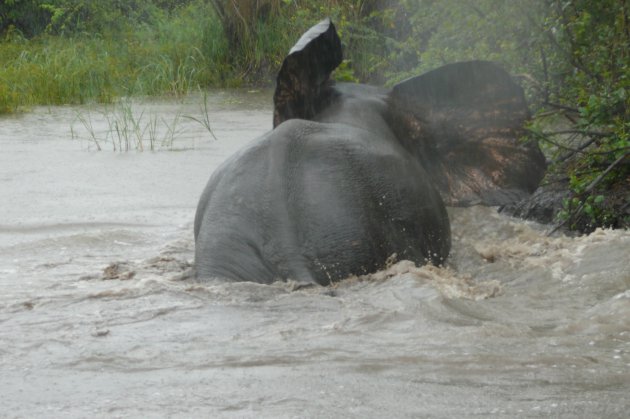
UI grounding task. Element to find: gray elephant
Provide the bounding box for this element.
[194,18,545,285]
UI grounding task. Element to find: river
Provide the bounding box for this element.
[1,91,629,418]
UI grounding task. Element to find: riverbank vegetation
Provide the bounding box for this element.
[1,0,628,232]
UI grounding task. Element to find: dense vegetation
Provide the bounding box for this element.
[1,0,628,232]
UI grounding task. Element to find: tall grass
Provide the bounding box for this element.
[71,99,186,152]
[0,1,364,114]
[0,1,232,113]
[70,93,220,152]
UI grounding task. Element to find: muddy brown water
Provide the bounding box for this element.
[1,91,629,418]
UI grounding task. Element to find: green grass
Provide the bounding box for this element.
[0,2,233,113]
[0,1,372,114]
[0,2,346,114]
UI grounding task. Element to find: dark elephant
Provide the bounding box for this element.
[194,19,545,285]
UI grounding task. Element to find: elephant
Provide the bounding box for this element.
[194,18,546,285]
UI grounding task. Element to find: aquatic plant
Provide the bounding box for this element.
[70,93,222,152]
[182,92,219,141]
[71,100,187,152]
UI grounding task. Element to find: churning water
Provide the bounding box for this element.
[1,91,629,418]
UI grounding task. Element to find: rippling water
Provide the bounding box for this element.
[1,92,629,418]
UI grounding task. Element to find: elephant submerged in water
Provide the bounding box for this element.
[194,19,545,285]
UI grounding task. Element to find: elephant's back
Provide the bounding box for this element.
[193,130,283,282]
[271,119,451,282]
[195,119,450,284]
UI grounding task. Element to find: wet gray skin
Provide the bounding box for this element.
[194,20,545,286]
[194,85,449,285]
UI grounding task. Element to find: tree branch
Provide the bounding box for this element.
[543,102,579,113]
[584,151,630,193]
[544,129,611,137]
[548,150,630,235]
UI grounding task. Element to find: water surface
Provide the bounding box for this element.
[1,91,628,418]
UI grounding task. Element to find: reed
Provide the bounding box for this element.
[71,99,188,152]
[182,92,219,141]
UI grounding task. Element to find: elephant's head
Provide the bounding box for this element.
[273,18,546,207]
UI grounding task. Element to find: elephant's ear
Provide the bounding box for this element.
[273,18,342,128]
[389,60,546,206]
